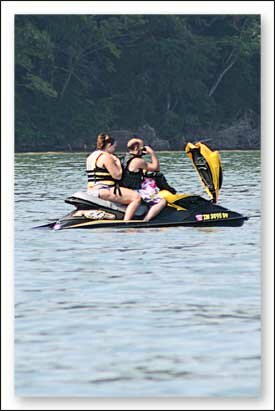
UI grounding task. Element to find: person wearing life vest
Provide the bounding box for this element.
[86,132,141,221]
[121,137,167,222]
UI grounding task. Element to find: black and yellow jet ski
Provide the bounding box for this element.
[35,143,248,230]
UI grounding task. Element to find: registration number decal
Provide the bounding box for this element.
[196,212,229,221]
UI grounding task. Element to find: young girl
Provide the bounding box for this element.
[121,137,167,222]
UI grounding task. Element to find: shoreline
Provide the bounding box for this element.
[15,149,261,155]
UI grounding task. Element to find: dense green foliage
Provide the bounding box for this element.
[15,15,260,151]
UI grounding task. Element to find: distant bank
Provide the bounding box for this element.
[15,118,260,153]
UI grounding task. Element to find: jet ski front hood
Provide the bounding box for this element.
[185,142,223,203]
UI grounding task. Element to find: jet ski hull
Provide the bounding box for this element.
[39,192,247,230]
[52,215,247,230]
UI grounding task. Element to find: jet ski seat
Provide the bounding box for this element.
[65,191,148,217]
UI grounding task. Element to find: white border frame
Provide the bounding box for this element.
[2,1,274,410]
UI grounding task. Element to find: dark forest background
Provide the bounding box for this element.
[15,15,260,152]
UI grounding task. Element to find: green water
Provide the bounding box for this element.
[15,151,261,397]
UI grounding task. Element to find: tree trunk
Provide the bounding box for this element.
[209,17,250,98]
[208,52,238,97]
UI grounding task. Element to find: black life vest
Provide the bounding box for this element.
[120,153,144,190]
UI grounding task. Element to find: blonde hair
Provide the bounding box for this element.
[127,137,144,151]
[96,133,115,150]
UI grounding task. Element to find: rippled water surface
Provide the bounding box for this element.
[15,151,261,397]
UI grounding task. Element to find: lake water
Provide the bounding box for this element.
[15,151,261,397]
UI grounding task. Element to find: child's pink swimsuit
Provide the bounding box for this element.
[138,178,163,205]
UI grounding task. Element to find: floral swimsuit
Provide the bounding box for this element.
[138,177,163,205]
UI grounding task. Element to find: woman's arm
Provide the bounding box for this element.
[103,154,122,180]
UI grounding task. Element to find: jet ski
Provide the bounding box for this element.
[35,142,248,230]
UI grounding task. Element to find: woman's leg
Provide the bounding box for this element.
[143,198,166,222]
[99,187,141,220]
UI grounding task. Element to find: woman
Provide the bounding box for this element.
[86,133,141,221]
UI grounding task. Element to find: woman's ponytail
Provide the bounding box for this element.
[96,133,115,149]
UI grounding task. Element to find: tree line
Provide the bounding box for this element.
[15,14,260,151]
